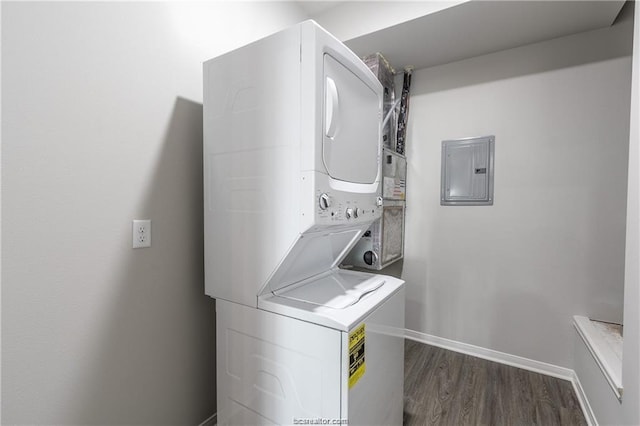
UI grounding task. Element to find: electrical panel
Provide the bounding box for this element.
[441,136,495,206]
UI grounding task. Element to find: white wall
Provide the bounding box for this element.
[402,14,633,369]
[621,1,640,424]
[1,2,305,424]
[573,5,640,424]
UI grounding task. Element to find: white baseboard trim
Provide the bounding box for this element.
[571,370,597,426]
[199,413,217,426]
[404,329,574,381]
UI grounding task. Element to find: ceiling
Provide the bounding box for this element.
[294,1,344,17]
[344,0,626,71]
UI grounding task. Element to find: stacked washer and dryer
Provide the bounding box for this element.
[203,21,405,425]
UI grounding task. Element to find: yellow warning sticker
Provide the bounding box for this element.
[349,323,366,388]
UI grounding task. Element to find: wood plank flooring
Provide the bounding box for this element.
[404,340,587,426]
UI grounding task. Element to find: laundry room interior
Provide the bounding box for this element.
[2,1,639,425]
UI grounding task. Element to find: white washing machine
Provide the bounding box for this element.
[218,270,405,425]
[203,20,405,425]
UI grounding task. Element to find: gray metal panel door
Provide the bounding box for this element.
[441,136,494,205]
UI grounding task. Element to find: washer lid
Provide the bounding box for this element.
[274,270,385,309]
[261,227,364,296]
[258,269,404,331]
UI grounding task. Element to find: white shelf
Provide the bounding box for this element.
[574,315,623,400]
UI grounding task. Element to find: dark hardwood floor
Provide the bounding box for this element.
[404,339,587,426]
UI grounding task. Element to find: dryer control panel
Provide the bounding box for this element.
[301,170,381,233]
[315,189,381,223]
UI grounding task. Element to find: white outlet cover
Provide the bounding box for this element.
[132,219,151,248]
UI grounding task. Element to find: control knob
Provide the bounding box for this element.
[319,193,330,210]
[345,208,354,219]
[363,251,378,266]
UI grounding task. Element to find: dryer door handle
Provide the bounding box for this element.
[325,76,339,139]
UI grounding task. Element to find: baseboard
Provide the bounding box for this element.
[571,370,597,426]
[404,329,574,381]
[199,413,216,426]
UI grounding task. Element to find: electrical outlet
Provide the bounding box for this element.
[132,219,151,248]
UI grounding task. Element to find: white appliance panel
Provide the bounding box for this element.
[323,54,380,185]
[207,146,299,305]
[216,300,342,425]
[346,287,405,425]
[204,24,301,307]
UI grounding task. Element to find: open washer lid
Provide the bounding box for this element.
[258,268,404,331]
[260,227,364,296]
[274,270,384,309]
